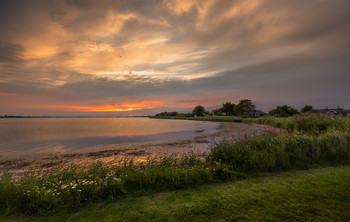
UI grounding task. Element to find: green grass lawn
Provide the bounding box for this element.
[15,166,350,222]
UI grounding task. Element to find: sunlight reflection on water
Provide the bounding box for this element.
[0,117,220,155]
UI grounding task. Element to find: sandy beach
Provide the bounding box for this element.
[0,122,281,176]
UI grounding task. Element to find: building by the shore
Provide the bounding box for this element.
[308,108,350,117]
[241,110,267,118]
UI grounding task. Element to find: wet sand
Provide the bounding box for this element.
[0,122,281,176]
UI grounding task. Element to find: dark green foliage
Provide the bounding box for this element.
[213,108,223,116]
[192,105,206,116]
[221,102,235,116]
[301,105,313,113]
[152,115,243,122]
[184,113,194,117]
[233,99,256,115]
[155,112,178,117]
[269,105,299,117]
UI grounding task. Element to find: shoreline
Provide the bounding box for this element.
[0,122,281,176]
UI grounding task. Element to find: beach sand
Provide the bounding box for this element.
[0,122,281,176]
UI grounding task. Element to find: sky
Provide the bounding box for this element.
[0,0,350,116]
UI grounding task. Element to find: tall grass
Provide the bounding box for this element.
[244,114,350,135]
[0,156,242,216]
[208,132,350,173]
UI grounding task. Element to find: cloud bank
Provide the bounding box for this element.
[0,0,349,115]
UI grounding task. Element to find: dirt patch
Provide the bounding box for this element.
[41,161,63,168]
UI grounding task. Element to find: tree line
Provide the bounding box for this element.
[155,99,313,118]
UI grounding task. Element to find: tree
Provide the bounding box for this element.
[192,105,206,117]
[155,112,178,117]
[184,113,194,117]
[301,105,313,113]
[269,105,299,117]
[234,99,256,115]
[221,102,235,116]
[213,108,223,116]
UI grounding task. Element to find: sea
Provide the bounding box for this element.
[0,117,220,155]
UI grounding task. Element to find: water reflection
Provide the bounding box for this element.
[0,118,220,155]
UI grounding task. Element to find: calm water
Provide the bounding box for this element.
[0,117,220,155]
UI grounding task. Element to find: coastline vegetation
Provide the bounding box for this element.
[150,115,243,122]
[244,114,350,135]
[151,99,307,121]
[1,114,350,219]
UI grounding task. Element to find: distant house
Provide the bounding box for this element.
[308,108,350,117]
[241,110,266,118]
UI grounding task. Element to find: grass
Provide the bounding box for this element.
[11,166,350,221]
[209,132,350,173]
[151,115,243,122]
[0,157,243,216]
[1,114,350,219]
[244,114,350,135]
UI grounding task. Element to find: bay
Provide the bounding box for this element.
[0,117,220,155]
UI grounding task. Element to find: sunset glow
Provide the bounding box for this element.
[53,101,166,112]
[0,0,349,116]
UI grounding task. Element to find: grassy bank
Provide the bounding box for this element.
[1,115,350,218]
[12,166,350,221]
[150,115,243,122]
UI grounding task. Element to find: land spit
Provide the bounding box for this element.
[0,123,281,176]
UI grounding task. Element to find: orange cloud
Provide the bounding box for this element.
[51,101,166,112]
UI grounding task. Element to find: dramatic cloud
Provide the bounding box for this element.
[0,0,349,115]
